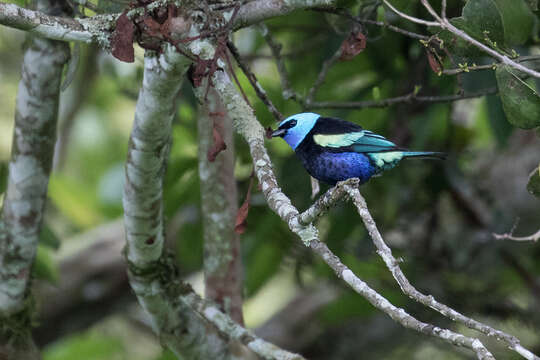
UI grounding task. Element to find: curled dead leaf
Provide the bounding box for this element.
[426,49,443,74]
[111,11,135,63]
[235,174,254,234]
[207,120,227,162]
[340,31,366,61]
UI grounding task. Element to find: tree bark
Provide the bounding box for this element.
[0,0,69,358]
[197,86,244,325]
[123,46,236,359]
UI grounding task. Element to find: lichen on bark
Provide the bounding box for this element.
[196,84,244,325]
[0,1,70,358]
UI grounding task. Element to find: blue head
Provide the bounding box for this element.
[271,113,320,150]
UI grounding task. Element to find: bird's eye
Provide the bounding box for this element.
[280,119,297,130]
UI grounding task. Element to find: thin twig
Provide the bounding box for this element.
[309,240,495,360]
[344,185,540,360]
[320,8,428,40]
[354,17,428,40]
[443,56,540,75]
[308,87,497,109]
[382,0,540,79]
[493,229,540,243]
[420,0,443,23]
[382,0,439,27]
[441,0,447,20]
[227,40,284,121]
[305,46,343,107]
[213,69,496,358]
[259,24,302,102]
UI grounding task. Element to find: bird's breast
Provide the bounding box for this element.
[295,149,377,185]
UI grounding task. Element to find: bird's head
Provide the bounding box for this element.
[271,112,320,150]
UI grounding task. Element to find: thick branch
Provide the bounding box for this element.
[0,0,69,318]
[233,0,336,30]
[0,0,338,48]
[0,2,114,43]
[123,46,231,359]
[0,1,70,358]
[124,44,303,360]
[196,85,244,324]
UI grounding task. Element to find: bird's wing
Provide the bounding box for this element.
[313,130,400,153]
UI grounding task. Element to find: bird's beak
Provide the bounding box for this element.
[271,129,286,137]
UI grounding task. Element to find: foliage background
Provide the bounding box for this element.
[0,0,539,358]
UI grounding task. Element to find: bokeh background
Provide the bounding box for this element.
[1,1,539,359]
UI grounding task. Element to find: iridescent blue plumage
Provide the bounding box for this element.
[271,113,445,185]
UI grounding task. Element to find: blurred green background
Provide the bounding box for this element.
[1,0,540,359]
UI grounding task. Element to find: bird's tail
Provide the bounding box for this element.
[402,151,447,160]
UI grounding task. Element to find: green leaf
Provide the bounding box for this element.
[486,95,513,146]
[457,0,534,48]
[33,245,59,285]
[493,0,535,45]
[39,223,61,250]
[527,165,540,197]
[462,0,505,46]
[495,65,540,129]
[435,18,483,57]
[44,330,124,360]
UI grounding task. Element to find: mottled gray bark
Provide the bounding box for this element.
[0,1,70,358]
[122,47,230,359]
[123,44,305,360]
[197,86,244,325]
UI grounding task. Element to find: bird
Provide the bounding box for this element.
[271,112,446,186]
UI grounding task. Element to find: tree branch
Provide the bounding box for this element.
[309,240,495,360]
[259,24,302,102]
[305,46,343,107]
[344,185,540,360]
[319,7,429,40]
[0,0,70,358]
[233,0,336,30]
[227,40,283,121]
[382,0,540,79]
[196,84,244,324]
[308,88,497,109]
[493,228,540,243]
[442,56,540,75]
[0,2,113,43]
[209,67,499,360]
[0,0,338,48]
[123,43,304,360]
[123,45,231,358]
[382,0,439,27]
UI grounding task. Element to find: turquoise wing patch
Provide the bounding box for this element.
[313,130,399,153]
[313,132,365,148]
[368,151,404,170]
